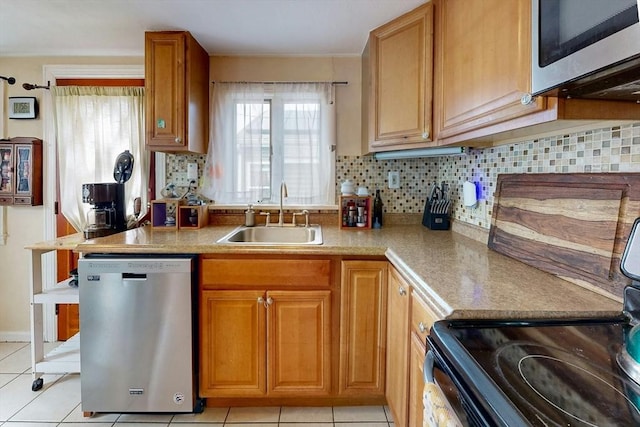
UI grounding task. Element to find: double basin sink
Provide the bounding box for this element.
[217,224,323,245]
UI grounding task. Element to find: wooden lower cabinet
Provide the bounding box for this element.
[200,290,266,396]
[408,290,438,427]
[385,266,411,427]
[268,290,332,395]
[409,333,427,427]
[199,255,338,403]
[200,289,331,398]
[339,261,387,395]
[200,256,426,409]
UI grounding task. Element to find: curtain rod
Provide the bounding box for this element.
[212,81,348,85]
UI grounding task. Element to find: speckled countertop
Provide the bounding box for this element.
[30,223,623,320]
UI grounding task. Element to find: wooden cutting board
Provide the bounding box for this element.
[488,173,640,298]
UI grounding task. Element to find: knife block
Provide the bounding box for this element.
[422,200,450,230]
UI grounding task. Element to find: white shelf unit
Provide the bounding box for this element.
[27,234,84,391]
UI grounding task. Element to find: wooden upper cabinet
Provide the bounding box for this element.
[145,31,209,153]
[363,2,434,153]
[433,0,544,142]
[433,0,640,146]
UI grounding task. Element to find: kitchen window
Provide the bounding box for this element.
[202,82,336,206]
[51,86,148,232]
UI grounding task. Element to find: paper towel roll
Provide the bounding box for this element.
[463,181,477,207]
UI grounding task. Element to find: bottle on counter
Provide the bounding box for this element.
[373,189,383,228]
[245,204,255,227]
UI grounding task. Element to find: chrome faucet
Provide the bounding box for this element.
[278,181,288,226]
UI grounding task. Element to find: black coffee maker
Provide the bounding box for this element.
[81,183,126,239]
[81,150,134,239]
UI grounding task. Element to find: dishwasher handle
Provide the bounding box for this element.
[122,273,147,280]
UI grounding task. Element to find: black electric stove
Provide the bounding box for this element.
[426,216,640,426]
[428,315,640,426]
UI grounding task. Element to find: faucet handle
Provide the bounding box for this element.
[293,210,310,227]
[259,211,271,226]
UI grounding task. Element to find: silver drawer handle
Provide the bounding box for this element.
[257,296,274,307]
[423,350,435,384]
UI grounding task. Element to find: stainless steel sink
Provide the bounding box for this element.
[216,225,323,245]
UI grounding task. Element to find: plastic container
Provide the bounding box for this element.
[245,204,255,227]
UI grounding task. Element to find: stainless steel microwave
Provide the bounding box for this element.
[531,0,640,101]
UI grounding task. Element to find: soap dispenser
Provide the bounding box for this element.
[245,204,255,227]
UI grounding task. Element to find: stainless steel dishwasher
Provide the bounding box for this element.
[78,255,203,414]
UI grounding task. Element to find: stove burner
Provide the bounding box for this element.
[495,342,640,426]
[518,354,640,427]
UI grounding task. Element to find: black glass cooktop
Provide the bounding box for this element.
[429,318,640,427]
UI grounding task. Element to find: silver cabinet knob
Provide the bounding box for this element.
[398,286,407,296]
[258,296,273,307]
[422,131,429,140]
[520,93,535,105]
[418,322,427,334]
[174,137,182,143]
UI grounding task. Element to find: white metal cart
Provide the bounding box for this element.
[26,233,85,391]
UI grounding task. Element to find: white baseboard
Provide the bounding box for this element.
[0,331,30,342]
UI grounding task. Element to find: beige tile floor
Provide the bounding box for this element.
[0,342,395,427]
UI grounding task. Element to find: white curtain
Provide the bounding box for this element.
[202,82,335,205]
[51,86,148,232]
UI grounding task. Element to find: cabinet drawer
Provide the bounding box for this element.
[201,258,332,288]
[410,291,438,340]
[0,195,14,204]
[14,196,33,205]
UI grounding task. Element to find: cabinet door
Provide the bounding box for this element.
[200,290,267,397]
[145,32,187,151]
[385,267,410,427]
[433,0,545,142]
[267,290,332,395]
[409,333,427,427]
[409,291,441,425]
[339,260,387,395]
[367,3,434,150]
[0,144,14,204]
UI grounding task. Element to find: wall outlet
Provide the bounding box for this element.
[187,162,198,180]
[388,171,400,189]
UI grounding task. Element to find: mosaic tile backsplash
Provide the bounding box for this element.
[168,122,640,230]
